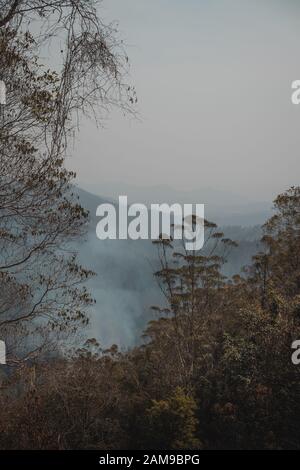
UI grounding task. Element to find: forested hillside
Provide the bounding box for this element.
[73,187,263,347]
[0,187,300,449]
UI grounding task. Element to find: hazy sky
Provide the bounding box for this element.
[68,0,300,202]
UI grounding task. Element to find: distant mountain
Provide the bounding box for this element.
[80,181,272,226]
[73,186,265,348]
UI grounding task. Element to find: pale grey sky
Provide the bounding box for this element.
[68,0,300,202]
